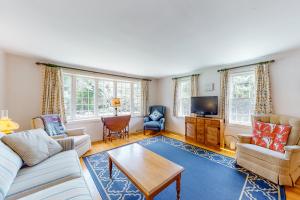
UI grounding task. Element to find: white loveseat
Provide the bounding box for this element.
[0,132,93,200]
[32,117,91,157]
[236,114,300,186]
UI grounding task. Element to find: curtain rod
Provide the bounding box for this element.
[217,60,275,72]
[36,62,152,81]
[172,73,200,80]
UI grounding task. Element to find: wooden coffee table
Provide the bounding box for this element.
[107,143,184,200]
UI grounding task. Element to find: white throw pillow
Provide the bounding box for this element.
[2,128,63,166]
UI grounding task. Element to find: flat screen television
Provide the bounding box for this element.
[191,96,218,116]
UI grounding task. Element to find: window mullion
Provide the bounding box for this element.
[131,82,134,116]
[95,79,99,117]
[114,81,117,98]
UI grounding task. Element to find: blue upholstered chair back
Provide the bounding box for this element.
[149,105,166,117]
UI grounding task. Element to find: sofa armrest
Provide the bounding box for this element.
[284,145,300,161]
[56,137,75,151]
[144,116,150,123]
[284,145,300,152]
[159,117,165,130]
[237,134,252,144]
[66,128,86,136]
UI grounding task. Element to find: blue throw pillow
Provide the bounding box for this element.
[149,110,163,121]
[40,115,66,137]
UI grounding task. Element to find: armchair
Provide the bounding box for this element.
[236,114,300,186]
[32,114,91,157]
[144,105,166,134]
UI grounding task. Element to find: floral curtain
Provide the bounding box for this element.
[173,78,179,117]
[42,66,66,121]
[141,80,149,116]
[219,70,229,122]
[255,63,273,114]
[191,74,199,97]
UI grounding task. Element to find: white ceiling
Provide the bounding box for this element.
[1,0,300,77]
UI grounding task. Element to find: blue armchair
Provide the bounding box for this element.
[143,105,166,134]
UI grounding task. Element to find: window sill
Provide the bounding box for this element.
[227,123,252,129]
[66,115,144,124]
[176,116,185,119]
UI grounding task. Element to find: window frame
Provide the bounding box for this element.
[227,68,256,126]
[63,72,143,121]
[97,79,115,116]
[177,77,192,117]
[75,76,96,119]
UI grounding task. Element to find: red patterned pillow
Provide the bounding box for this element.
[270,125,291,153]
[251,121,276,149]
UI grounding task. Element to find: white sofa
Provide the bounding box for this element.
[236,114,300,186]
[32,117,91,157]
[0,132,93,200]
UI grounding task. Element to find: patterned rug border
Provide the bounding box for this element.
[83,135,286,200]
[83,134,234,159]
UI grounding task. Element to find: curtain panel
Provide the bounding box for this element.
[173,79,179,116]
[141,80,149,116]
[191,74,199,97]
[255,63,273,114]
[219,70,229,122]
[42,66,66,121]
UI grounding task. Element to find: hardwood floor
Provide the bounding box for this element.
[80,131,300,200]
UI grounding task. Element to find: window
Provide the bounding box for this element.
[98,80,114,115]
[228,70,255,126]
[63,73,143,121]
[75,77,95,118]
[117,81,131,114]
[178,78,191,117]
[133,83,142,115]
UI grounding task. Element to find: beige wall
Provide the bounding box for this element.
[4,53,158,141]
[157,66,221,134]
[0,50,6,110]
[3,48,300,143]
[6,54,43,131]
[157,48,300,148]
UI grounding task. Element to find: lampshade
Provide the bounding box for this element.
[0,110,19,134]
[111,98,121,107]
[0,118,19,134]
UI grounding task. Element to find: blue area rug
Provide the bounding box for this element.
[83,136,286,200]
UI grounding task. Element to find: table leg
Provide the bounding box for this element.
[176,174,181,200]
[108,157,112,179]
[145,195,152,200]
[103,126,105,143]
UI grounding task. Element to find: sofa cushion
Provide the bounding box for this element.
[2,129,63,166]
[270,124,291,153]
[236,143,289,167]
[41,114,67,137]
[252,114,300,146]
[251,121,276,149]
[6,150,82,200]
[18,178,92,200]
[0,135,23,199]
[149,109,163,121]
[144,121,161,129]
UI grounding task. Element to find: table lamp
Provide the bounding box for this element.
[0,110,19,134]
[111,98,121,116]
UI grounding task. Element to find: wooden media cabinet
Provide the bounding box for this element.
[185,116,224,148]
